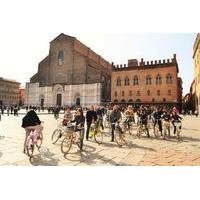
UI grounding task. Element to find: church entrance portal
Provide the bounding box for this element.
[56,94,62,106]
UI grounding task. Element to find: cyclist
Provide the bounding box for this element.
[96,106,104,131]
[124,105,135,129]
[110,105,123,142]
[70,108,85,151]
[63,107,73,126]
[153,107,163,136]
[21,110,42,153]
[171,109,182,135]
[138,107,150,138]
[162,109,171,138]
[86,105,97,141]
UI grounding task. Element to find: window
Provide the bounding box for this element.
[166,74,173,84]
[147,90,150,96]
[168,89,172,95]
[152,98,155,102]
[114,91,117,97]
[137,90,140,96]
[122,91,125,96]
[163,98,166,102]
[129,91,132,96]
[58,51,64,66]
[156,74,162,85]
[146,75,152,85]
[116,78,121,86]
[157,90,160,96]
[125,77,130,86]
[133,75,139,85]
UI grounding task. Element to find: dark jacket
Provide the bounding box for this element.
[21,110,41,128]
[71,115,85,127]
[110,110,121,123]
[86,110,97,123]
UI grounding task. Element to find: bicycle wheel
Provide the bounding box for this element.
[27,144,34,157]
[37,133,43,149]
[61,134,73,154]
[115,133,126,147]
[51,129,62,144]
[94,130,103,144]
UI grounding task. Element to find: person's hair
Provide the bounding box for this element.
[77,108,83,116]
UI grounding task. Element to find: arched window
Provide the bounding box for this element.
[122,91,125,96]
[168,89,172,96]
[116,77,121,86]
[114,91,118,97]
[156,74,162,85]
[58,51,64,66]
[146,75,152,85]
[113,99,118,103]
[157,90,161,96]
[125,77,130,86]
[166,74,173,84]
[163,98,166,102]
[152,98,155,102]
[133,75,139,85]
[137,90,140,96]
[147,90,150,96]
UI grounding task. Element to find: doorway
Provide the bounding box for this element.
[56,94,62,106]
[76,97,80,106]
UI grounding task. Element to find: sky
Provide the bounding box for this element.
[0,33,196,95]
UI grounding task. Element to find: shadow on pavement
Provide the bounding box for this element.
[64,144,96,162]
[182,127,200,132]
[0,135,5,140]
[29,147,59,166]
[129,143,156,152]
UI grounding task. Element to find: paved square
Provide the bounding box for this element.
[0,111,200,166]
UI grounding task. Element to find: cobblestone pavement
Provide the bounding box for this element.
[0,112,200,166]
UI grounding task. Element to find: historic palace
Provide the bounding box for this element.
[111,55,182,108]
[25,33,182,108]
[0,77,20,106]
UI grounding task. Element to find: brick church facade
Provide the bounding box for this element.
[111,54,183,109]
[25,33,111,107]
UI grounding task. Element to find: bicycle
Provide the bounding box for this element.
[162,120,170,139]
[51,118,67,144]
[153,119,162,138]
[173,120,182,141]
[136,120,149,138]
[25,123,44,157]
[113,122,129,147]
[60,123,83,154]
[89,122,103,144]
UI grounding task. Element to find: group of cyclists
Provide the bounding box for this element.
[21,104,183,154]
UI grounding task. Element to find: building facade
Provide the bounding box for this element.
[111,54,182,108]
[193,33,200,113]
[25,33,112,107]
[19,87,25,106]
[0,77,20,106]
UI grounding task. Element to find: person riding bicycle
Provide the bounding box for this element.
[110,105,123,142]
[162,109,171,137]
[96,106,104,131]
[70,108,85,151]
[171,109,182,135]
[63,107,73,126]
[124,105,135,129]
[21,110,42,153]
[153,107,163,136]
[138,108,150,138]
[86,105,97,141]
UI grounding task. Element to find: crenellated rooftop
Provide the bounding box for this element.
[112,54,178,72]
